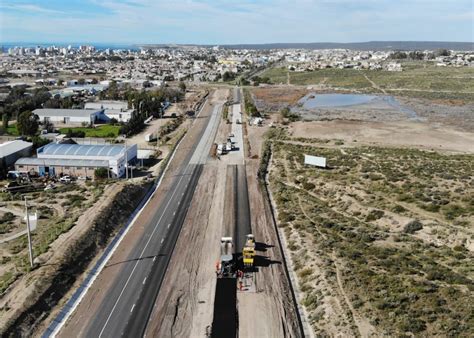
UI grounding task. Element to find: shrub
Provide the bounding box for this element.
[404,220,423,234]
[392,204,406,213]
[94,167,109,179]
[302,182,316,191]
[366,209,385,222]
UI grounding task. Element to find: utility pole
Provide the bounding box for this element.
[24,196,34,268]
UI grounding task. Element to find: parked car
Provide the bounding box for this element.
[59,176,72,183]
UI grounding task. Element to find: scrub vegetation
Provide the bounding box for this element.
[261,62,474,103]
[266,128,474,336]
[0,182,105,295]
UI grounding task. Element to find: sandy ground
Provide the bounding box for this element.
[239,87,302,337]
[240,158,302,337]
[288,120,474,154]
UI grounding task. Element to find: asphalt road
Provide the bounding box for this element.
[84,103,222,337]
[210,164,250,337]
[234,164,251,255]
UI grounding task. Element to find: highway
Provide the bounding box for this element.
[83,102,222,337]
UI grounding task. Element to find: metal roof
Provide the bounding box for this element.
[84,101,128,111]
[33,108,101,118]
[15,157,109,167]
[38,143,125,158]
[0,140,33,158]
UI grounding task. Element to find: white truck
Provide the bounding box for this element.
[145,132,157,142]
[217,143,225,155]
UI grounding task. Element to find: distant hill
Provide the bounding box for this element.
[140,41,474,51]
[221,41,474,51]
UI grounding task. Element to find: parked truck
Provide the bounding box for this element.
[144,132,157,142]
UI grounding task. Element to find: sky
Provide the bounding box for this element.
[0,0,473,44]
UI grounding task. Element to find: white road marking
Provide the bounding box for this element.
[153,256,156,262]
[161,238,164,244]
[173,211,176,216]
[98,173,187,337]
[167,224,171,229]
[143,277,147,284]
[130,304,135,313]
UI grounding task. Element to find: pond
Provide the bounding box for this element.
[299,93,377,108]
[298,93,419,119]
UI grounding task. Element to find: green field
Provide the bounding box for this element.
[59,125,121,138]
[261,62,474,102]
[3,123,19,136]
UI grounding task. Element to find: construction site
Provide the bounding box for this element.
[51,87,303,338]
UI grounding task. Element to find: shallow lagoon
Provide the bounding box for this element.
[298,93,419,119]
[300,93,377,108]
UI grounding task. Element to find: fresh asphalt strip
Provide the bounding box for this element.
[211,164,251,338]
[211,278,238,338]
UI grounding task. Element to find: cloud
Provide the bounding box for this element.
[0,3,64,14]
[0,0,472,43]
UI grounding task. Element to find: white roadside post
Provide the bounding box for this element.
[125,142,129,179]
[24,196,34,268]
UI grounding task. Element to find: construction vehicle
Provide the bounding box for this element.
[242,234,256,267]
[217,143,225,155]
[216,237,235,278]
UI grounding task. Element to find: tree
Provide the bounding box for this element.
[435,48,450,57]
[94,167,109,180]
[390,51,407,59]
[2,114,8,130]
[408,51,424,60]
[17,111,39,136]
[222,71,236,82]
[43,119,55,133]
[179,81,186,92]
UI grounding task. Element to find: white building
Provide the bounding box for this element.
[33,108,109,125]
[0,140,33,174]
[84,100,135,122]
[15,143,137,178]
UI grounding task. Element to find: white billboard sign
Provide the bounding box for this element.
[23,212,38,232]
[304,154,327,168]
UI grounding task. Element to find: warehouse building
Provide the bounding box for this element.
[0,140,33,176]
[33,108,109,125]
[15,143,137,178]
[84,100,135,122]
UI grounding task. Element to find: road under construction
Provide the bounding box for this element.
[212,164,252,337]
[56,88,303,338]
